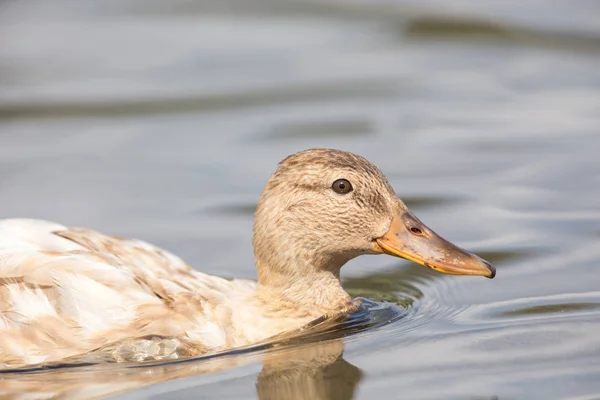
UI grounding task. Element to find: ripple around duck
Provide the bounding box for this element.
[500,301,600,317]
[342,262,463,341]
[473,291,600,324]
[403,247,543,328]
[299,298,412,340]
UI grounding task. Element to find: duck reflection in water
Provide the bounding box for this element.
[0,339,360,400]
[257,340,361,400]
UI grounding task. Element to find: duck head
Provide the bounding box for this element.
[253,149,494,303]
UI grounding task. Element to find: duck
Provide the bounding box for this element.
[0,149,495,368]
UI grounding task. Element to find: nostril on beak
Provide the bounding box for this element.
[409,226,423,235]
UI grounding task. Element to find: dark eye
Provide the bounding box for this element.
[332,179,353,194]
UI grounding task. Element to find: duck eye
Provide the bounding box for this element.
[332,179,353,194]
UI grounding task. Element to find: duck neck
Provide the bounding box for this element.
[256,256,352,313]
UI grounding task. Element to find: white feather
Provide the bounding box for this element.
[6,285,57,325]
[54,272,136,335]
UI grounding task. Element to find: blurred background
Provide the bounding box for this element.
[1,1,600,399]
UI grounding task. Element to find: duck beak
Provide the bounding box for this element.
[372,210,495,279]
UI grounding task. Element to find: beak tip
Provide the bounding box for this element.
[482,259,496,279]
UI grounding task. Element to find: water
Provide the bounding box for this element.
[1,0,599,398]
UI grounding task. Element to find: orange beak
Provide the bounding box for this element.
[372,209,495,278]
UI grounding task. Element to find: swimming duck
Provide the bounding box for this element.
[0,149,494,367]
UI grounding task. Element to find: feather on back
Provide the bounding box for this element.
[0,219,253,367]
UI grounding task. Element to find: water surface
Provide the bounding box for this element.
[1,0,599,399]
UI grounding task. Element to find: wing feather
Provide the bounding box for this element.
[0,219,236,368]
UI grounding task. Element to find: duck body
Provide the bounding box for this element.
[0,149,494,368]
[0,219,321,367]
